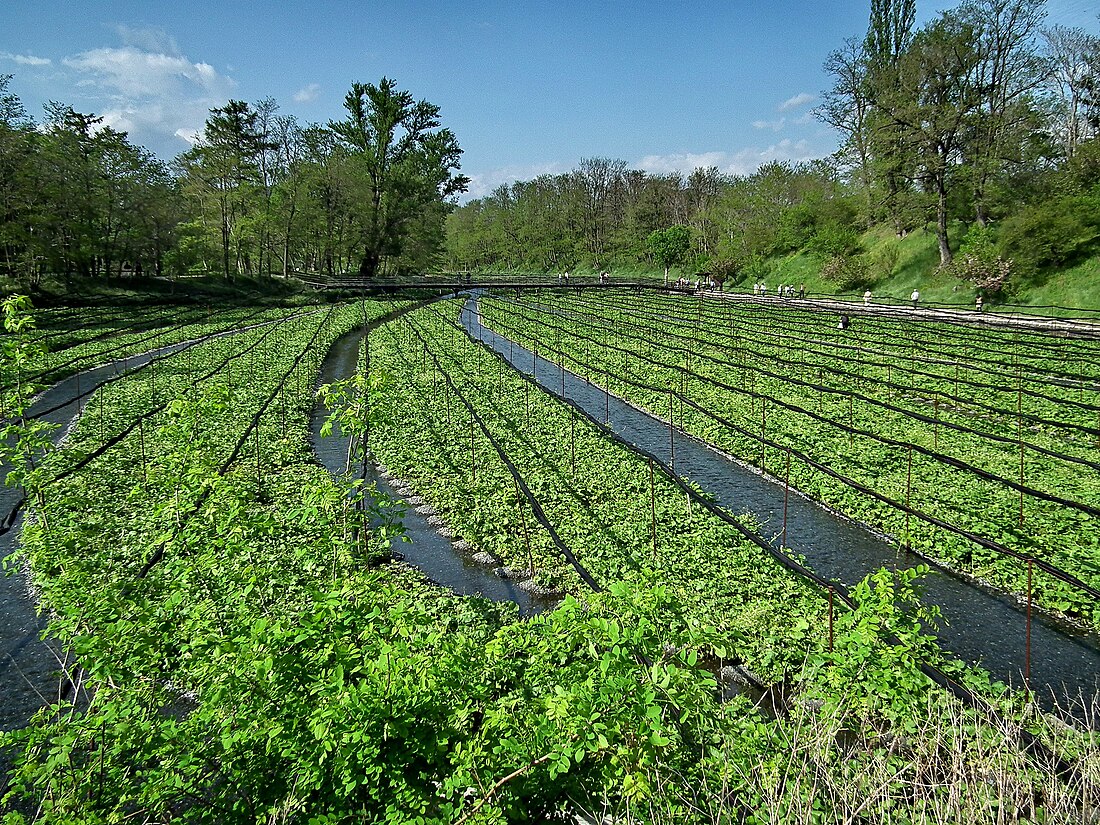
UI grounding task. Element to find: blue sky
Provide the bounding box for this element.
[3,1,1097,200]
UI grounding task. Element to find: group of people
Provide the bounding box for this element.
[752,283,805,299]
[675,276,720,291]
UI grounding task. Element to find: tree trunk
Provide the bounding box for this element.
[936,176,952,266]
[359,249,380,278]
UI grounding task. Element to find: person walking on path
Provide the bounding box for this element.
[976,295,983,312]
[863,289,872,306]
[911,289,920,308]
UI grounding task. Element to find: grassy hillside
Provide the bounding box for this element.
[648,223,1099,313]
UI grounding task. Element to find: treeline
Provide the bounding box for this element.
[0,75,466,286]
[446,0,1100,295]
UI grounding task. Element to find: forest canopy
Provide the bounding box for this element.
[0,75,467,285]
[445,0,1100,298]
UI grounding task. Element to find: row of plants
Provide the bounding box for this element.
[572,290,1100,443]
[338,297,1098,821]
[540,290,1100,507]
[1,303,304,414]
[480,291,1100,628]
[2,295,1096,822]
[364,300,831,672]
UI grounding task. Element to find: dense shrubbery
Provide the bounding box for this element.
[445,1,1100,300]
[998,193,1100,280]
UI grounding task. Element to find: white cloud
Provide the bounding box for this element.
[463,161,570,200]
[778,92,815,112]
[752,117,786,131]
[293,83,321,103]
[56,36,237,153]
[113,24,180,57]
[62,47,232,98]
[637,140,819,178]
[0,51,52,66]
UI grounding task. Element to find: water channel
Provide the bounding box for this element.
[0,339,200,732]
[450,294,1100,714]
[309,326,553,616]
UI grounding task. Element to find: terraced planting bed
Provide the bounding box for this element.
[480,290,1100,631]
[1,293,1098,824]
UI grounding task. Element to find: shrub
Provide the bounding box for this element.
[998,194,1100,278]
[871,243,900,280]
[809,223,862,257]
[939,224,1013,294]
[820,253,871,291]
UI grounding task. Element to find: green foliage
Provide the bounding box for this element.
[645,225,691,280]
[807,222,862,258]
[0,295,57,498]
[939,223,1012,293]
[798,566,943,730]
[819,253,871,290]
[998,193,1100,282]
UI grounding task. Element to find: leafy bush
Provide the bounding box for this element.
[998,194,1100,278]
[808,223,862,257]
[939,224,1013,293]
[820,253,871,291]
[870,243,900,280]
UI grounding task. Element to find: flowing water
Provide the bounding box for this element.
[309,327,554,616]
[0,341,197,732]
[458,295,1100,713]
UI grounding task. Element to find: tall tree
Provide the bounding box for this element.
[329,77,468,278]
[0,76,37,280]
[573,157,628,267]
[864,0,918,234]
[1042,24,1100,158]
[178,100,274,279]
[818,38,876,225]
[892,12,985,265]
[268,114,307,277]
[961,0,1048,225]
[646,225,691,284]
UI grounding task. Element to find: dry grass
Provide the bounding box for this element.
[582,688,1100,825]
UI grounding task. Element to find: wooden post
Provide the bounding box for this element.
[649,458,657,565]
[139,417,147,482]
[470,416,476,482]
[1025,558,1033,688]
[782,446,791,547]
[605,370,609,424]
[1018,380,1024,526]
[570,408,576,477]
[673,369,682,429]
[848,392,853,447]
[760,397,767,472]
[516,478,533,575]
[669,389,675,472]
[905,443,913,549]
